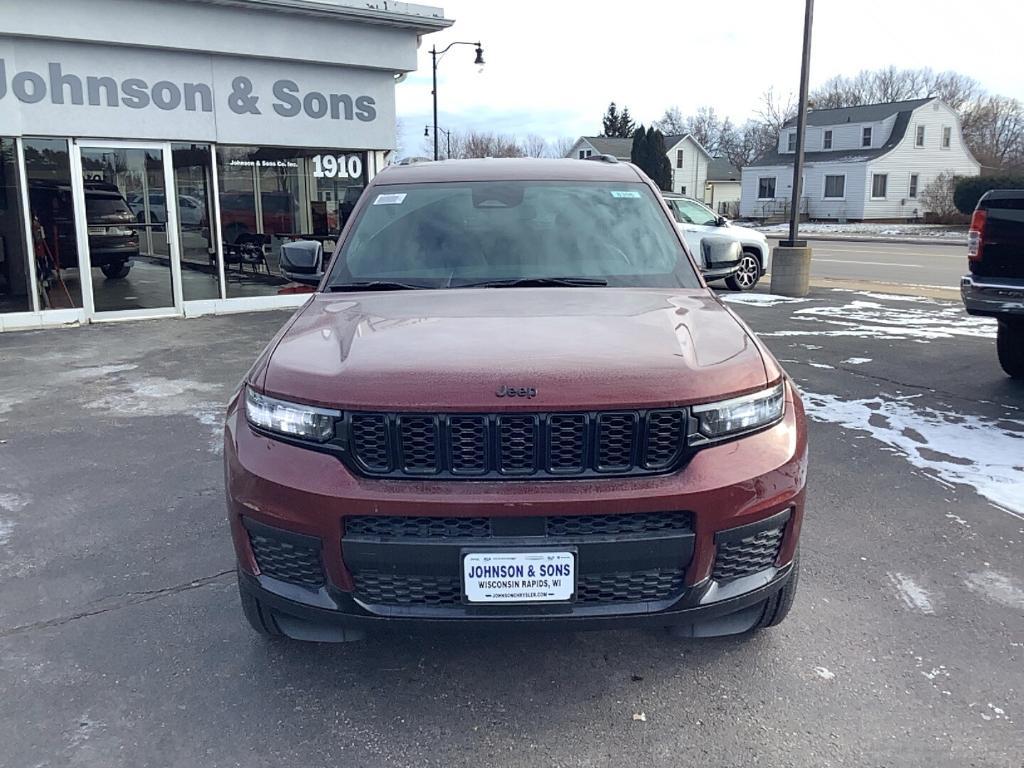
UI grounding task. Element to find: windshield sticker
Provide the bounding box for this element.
[373,193,407,206]
[610,190,641,199]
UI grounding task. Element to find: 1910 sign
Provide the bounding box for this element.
[312,154,363,180]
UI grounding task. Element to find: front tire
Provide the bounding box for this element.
[238,571,284,638]
[997,320,1024,379]
[100,261,131,279]
[726,251,761,291]
[752,550,800,630]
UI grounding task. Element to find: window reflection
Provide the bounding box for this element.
[217,145,367,298]
[172,144,220,301]
[0,138,30,313]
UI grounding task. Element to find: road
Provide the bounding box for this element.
[766,238,967,290]
[0,284,1021,767]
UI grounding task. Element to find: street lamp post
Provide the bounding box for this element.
[430,41,484,161]
[770,0,815,298]
[425,125,452,159]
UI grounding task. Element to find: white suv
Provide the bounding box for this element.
[663,194,771,291]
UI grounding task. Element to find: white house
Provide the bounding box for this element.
[566,134,712,199]
[704,157,741,216]
[739,98,980,221]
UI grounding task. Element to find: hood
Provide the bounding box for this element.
[261,288,771,411]
[726,221,768,241]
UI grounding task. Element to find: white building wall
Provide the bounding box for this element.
[667,137,707,197]
[566,138,600,159]
[864,102,980,218]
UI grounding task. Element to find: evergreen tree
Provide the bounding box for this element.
[601,102,622,137]
[646,128,673,191]
[618,106,636,138]
[630,125,648,169]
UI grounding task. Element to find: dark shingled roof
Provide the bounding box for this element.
[782,97,934,128]
[749,109,915,167]
[579,134,693,161]
[707,157,740,181]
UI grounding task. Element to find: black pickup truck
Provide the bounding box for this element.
[961,189,1024,378]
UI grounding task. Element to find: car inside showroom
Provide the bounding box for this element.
[0,0,450,330]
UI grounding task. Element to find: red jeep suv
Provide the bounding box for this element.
[225,157,807,641]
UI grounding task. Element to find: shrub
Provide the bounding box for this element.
[953,175,1024,213]
[920,172,960,222]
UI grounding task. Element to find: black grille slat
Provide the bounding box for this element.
[596,413,638,471]
[644,410,686,469]
[344,512,693,539]
[350,414,391,472]
[353,569,685,606]
[547,414,587,472]
[345,516,491,538]
[346,409,688,479]
[449,416,488,474]
[713,527,785,582]
[249,532,323,588]
[498,415,538,474]
[398,415,439,473]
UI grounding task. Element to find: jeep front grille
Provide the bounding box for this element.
[347,409,689,479]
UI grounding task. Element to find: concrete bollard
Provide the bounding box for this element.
[770,244,813,297]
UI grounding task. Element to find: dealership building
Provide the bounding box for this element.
[0,0,449,331]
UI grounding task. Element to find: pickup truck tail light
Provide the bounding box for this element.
[967,208,987,262]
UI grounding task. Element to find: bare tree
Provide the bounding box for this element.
[521,134,549,158]
[756,88,797,135]
[685,106,724,153]
[919,171,960,220]
[962,96,1024,171]
[653,106,687,135]
[445,130,526,159]
[551,136,577,158]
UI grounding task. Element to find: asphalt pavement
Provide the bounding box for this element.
[767,238,968,292]
[0,277,1021,767]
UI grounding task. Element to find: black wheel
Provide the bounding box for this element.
[752,550,800,630]
[997,320,1024,379]
[238,571,284,638]
[100,261,131,279]
[725,251,761,291]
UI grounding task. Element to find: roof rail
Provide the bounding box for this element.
[583,153,620,164]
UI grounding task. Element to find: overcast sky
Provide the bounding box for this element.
[395,0,1024,155]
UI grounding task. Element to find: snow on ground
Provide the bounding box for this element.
[720,293,811,308]
[801,391,1024,519]
[752,222,967,240]
[759,296,996,342]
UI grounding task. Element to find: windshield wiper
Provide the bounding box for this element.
[327,281,430,292]
[456,277,609,288]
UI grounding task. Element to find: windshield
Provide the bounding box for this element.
[326,180,700,289]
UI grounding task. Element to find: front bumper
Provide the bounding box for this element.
[225,383,807,635]
[701,262,741,281]
[961,274,1024,318]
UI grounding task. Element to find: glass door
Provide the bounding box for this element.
[73,141,181,318]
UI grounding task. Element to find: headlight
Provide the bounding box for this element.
[691,382,785,442]
[245,387,339,443]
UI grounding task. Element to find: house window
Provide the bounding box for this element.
[823,130,833,150]
[757,177,776,199]
[871,173,888,198]
[578,150,585,159]
[915,125,925,147]
[676,149,684,168]
[909,173,919,198]
[862,127,872,147]
[942,126,951,148]
[680,186,686,195]
[787,132,797,152]
[823,174,845,199]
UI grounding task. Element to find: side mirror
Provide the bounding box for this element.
[700,237,742,267]
[716,216,728,227]
[279,240,324,287]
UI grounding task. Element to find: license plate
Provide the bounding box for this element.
[463,551,575,603]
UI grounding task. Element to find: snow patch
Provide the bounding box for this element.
[801,391,1024,517]
[886,572,935,614]
[0,519,13,546]
[755,222,966,239]
[964,571,1024,610]
[720,293,811,308]
[842,357,872,365]
[778,300,997,342]
[84,377,221,418]
[808,362,834,369]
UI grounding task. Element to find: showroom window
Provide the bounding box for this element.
[0,138,30,313]
[172,144,220,301]
[23,138,84,310]
[216,145,367,298]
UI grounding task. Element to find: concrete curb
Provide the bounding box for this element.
[761,234,966,247]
